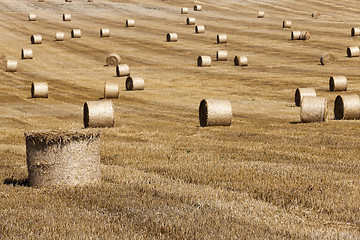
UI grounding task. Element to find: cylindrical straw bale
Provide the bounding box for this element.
[25,129,101,188]
[126,77,145,91]
[181,7,188,14]
[300,96,327,123]
[166,33,178,42]
[22,49,33,59]
[347,46,359,57]
[234,56,248,66]
[186,17,196,25]
[197,56,211,67]
[258,11,265,18]
[55,32,65,41]
[28,13,36,21]
[6,60,17,72]
[291,31,301,40]
[329,76,347,92]
[351,27,360,37]
[334,94,360,120]
[199,99,232,127]
[299,31,311,40]
[104,82,119,99]
[194,5,202,11]
[282,20,291,28]
[295,88,316,107]
[100,28,110,37]
[83,100,114,128]
[320,53,335,65]
[31,82,48,98]
[116,64,130,77]
[106,53,121,66]
[31,35,42,44]
[195,25,205,33]
[126,19,135,27]
[71,29,81,38]
[312,11,320,18]
[217,34,227,44]
[63,13,71,21]
[216,50,228,61]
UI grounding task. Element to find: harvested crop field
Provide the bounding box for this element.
[0,0,359,238]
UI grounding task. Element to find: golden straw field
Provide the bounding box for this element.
[1,0,360,238]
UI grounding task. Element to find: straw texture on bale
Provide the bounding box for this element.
[195,25,205,33]
[106,53,121,66]
[334,94,360,120]
[312,11,320,18]
[31,35,42,44]
[291,31,311,40]
[100,28,110,37]
[194,5,202,11]
[216,50,228,61]
[320,53,335,65]
[351,28,360,36]
[55,32,65,41]
[234,56,248,66]
[25,129,101,188]
[282,20,291,28]
[329,76,347,92]
[104,82,119,99]
[63,14,71,21]
[291,31,301,40]
[71,29,81,38]
[197,56,211,67]
[217,34,227,44]
[31,82,48,98]
[258,11,265,18]
[116,64,130,77]
[186,17,196,25]
[347,46,359,57]
[6,60,17,72]
[126,19,135,27]
[28,13,36,21]
[83,100,114,128]
[126,77,145,91]
[166,33,178,42]
[21,49,33,59]
[295,88,316,107]
[181,7,188,14]
[300,96,327,123]
[199,99,232,127]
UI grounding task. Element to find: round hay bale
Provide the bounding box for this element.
[63,13,71,21]
[258,11,265,18]
[312,11,320,18]
[194,5,202,11]
[282,20,291,28]
[299,31,311,40]
[83,100,114,128]
[116,64,130,77]
[25,129,101,188]
[334,94,360,120]
[329,76,347,92]
[55,32,65,41]
[100,28,110,37]
[217,34,227,44]
[347,46,359,57]
[71,29,81,38]
[126,77,145,91]
[22,49,33,59]
[181,7,188,14]
[166,33,178,42]
[197,56,211,67]
[31,82,48,98]
[216,50,228,61]
[28,13,36,21]
[234,56,248,66]
[6,60,17,72]
[126,19,135,27]
[186,17,196,25]
[320,53,335,65]
[104,82,119,99]
[106,53,121,66]
[295,88,316,107]
[351,27,360,36]
[31,35,42,44]
[291,31,301,40]
[195,25,205,33]
[300,96,327,123]
[199,99,232,127]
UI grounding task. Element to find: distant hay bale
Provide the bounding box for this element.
[334,94,360,120]
[197,56,211,67]
[300,96,327,123]
[351,27,360,36]
[234,56,248,66]
[291,31,311,40]
[291,31,301,40]
[126,19,135,27]
[25,129,101,188]
[83,100,114,128]
[181,7,188,14]
[21,49,33,59]
[312,11,320,18]
[186,17,196,25]
[31,35,42,44]
[282,20,291,28]
[320,53,335,65]
[106,53,121,66]
[347,46,359,57]
[104,82,119,99]
[55,32,65,41]
[6,60,17,72]
[100,28,110,37]
[217,34,227,44]
[116,64,130,77]
[329,76,347,92]
[195,25,205,33]
[166,33,178,42]
[28,13,36,21]
[295,88,316,107]
[126,77,145,91]
[216,50,228,61]
[63,13,71,21]
[71,29,81,38]
[258,11,265,18]
[199,99,232,127]
[194,5,202,11]
[31,82,48,98]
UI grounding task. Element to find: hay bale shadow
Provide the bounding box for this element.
[3,177,29,187]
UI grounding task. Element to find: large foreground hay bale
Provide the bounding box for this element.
[295,88,316,107]
[55,32,64,41]
[126,77,144,91]
[28,13,36,21]
[126,19,135,27]
[71,29,81,38]
[217,34,227,44]
[234,56,248,66]
[300,96,327,123]
[181,7,188,14]
[166,33,178,42]
[100,28,110,37]
[31,35,42,44]
[320,53,335,65]
[199,99,232,127]
[195,25,205,33]
[21,49,33,59]
[351,27,360,36]
[31,82,48,98]
[334,94,360,120]
[83,101,114,128]
[104,82,119,99]
[258,11,265,18]
[347,46,359,57]
[194,5,202,11]
[186,17,196,25]
[116,64,130,77]
[63,13,71,21]
[6,60,17,72]
[106,53,121,66]
[216,50,228,61]
[282,20,291,28]
[197,56,211,67]
[329,76,347,91]
[25,129,101,188]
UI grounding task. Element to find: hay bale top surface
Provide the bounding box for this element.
[25,129,100,144]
